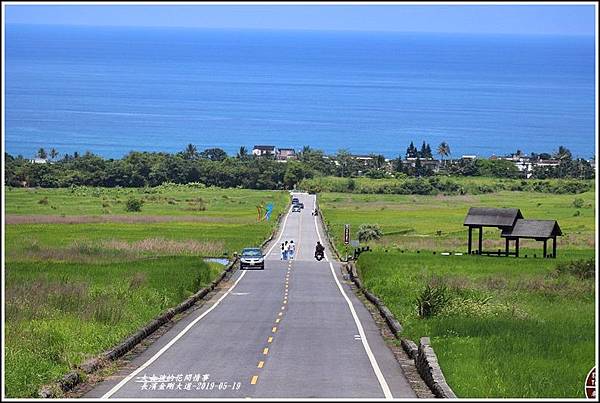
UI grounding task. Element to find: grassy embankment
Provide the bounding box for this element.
[317,179,595,398]
[4,184,287,397]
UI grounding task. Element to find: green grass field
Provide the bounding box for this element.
[320,189,595,254]
[4,185,288,397]
[318,186,595,398]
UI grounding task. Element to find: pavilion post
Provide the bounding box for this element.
[478,227,483,254]
[543,239,547,258]
[505,238,510,256]
[552,236,557,258]
[468,227,472,254]
[515,238,519,257]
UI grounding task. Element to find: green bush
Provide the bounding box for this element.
[555,259,595,280]
[124,198,143,212]
[572,198,585,208]
[357,224,383,242]
[416,283,452,318]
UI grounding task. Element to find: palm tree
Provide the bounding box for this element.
[237,146,248,159]
[183,143,198,160]
[49,148,59,161]
[37,148,47,159]
[554,145,572,161]
[437,142,451,166]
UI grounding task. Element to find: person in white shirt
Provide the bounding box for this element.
[288,240,296,260]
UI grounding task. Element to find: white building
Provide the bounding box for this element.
[252,145,276,157]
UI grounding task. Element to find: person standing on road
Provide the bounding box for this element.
[289,240,296,260]
[280,242,286,260]
[283,241,289,260]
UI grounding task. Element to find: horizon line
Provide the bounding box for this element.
[5,22,595,37]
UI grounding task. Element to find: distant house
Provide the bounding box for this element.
[401,157,441,172]
[29,158,47,164]
[499,155,534,178]
[492,153,561,179]
[252,145,276,157]
[276,148,297,161]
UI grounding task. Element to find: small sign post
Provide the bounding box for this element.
[344,224,350,260]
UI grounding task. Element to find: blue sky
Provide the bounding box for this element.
[4,4,596,36]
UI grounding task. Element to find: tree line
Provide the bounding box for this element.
[5,142,594,189]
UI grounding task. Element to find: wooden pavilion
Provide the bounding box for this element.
[463,207,523,255]
[501,219,562,258]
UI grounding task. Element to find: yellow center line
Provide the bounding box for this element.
[268,337,273,343]
[278,312,283,316]
[281,306,286,310]
[275,318,280,323]
[263,347,269,355]
[257,361,264,368]
[272,327,277,332]
[251,375,259,385]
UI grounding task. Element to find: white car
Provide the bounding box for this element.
[240,248,265,270]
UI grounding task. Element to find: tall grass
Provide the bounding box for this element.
[356,252,595,397]
[4,257,220,397]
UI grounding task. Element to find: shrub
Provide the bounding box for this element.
[38,197,49,205]
[357,224,383,242]
[416,283,452,318]
[441,295,528,319]
[572,198,585,208]
[125,198,143,212]
[555,259,595,280]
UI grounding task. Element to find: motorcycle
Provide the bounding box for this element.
[314,250,325,261]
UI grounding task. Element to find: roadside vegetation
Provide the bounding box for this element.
[318,184,595,398]
[4,185,287,397]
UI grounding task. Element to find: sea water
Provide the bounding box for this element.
[5,24,596,159]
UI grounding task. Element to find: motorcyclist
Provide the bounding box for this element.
[314,241,325,260]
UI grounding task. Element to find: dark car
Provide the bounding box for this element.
[292,197,299,204]
[239,248,265,270]
[291,205,301,213]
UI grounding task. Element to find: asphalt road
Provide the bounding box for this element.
[86,193,416,399]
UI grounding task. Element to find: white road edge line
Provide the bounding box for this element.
[312,196,393,400]
[101,206,293,399]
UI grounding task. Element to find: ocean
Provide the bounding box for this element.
[4,24,596,159]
